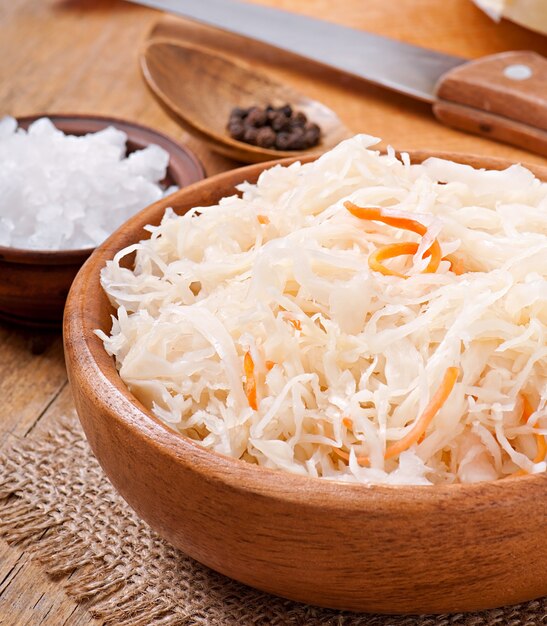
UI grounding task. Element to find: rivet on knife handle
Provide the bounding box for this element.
[433,51,547,156]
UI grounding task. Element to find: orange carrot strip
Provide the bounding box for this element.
[332,447,369,467]
[370,242,460,278]
[278,307,302,331]
[368,242,418,278]
[534,435,547,464]
[243,351,258,410]
[257,214,270,225]
[335,419,368,464]
[344,202,429,237]
[335,367,459,466]
[384,367,459,460]
[345,202,442,274]
[444,254,465,275]
[333,448,349,462]
[521,395,546,465]
[265,360,275,371]
[522,394,534,420]
[288,318,302,331]
[423,239,442,274]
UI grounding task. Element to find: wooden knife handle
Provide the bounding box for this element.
[433,51,547,156]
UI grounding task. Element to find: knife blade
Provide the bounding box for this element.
[130,0,547,155]
[131,0,464,102]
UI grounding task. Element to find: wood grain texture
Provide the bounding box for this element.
[0,543,95,626]
[433,100,547,156]
[437,51,547,130]
[0,325,96,626]
[141,40,351,163]
[63,152,547,615]
[434,51,547,154]
[1,0,547,623]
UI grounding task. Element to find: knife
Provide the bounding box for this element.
[129,0,547,156]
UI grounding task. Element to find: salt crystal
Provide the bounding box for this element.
[27,117,61,137]
[125,144,169,181]
[0,116,177,250]
[0,116,17,138]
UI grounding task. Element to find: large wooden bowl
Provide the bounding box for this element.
[0,114,204,328]
[64,152,547,615]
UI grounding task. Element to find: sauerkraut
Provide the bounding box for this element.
[98,135,547,485]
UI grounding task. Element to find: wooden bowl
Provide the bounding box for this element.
[64,151,547,614]
[0,114,205,328]
[140,40,351,163]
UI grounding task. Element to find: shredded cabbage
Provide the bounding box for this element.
[98,135,547,485]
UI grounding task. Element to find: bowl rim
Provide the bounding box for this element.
[0,112,205,263]
[64,149,547,507]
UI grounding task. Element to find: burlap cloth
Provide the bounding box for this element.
[1,418,545,626]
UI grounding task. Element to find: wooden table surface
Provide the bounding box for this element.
[0,1,545,624]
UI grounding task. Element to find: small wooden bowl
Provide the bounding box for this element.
[140,40,351,163]
[64,152,547,614]
[0,114,205,328]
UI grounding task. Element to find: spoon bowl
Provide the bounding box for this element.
[140,40,351,163]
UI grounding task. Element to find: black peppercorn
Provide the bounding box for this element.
[246,107,268,128]
[230,107,248,120]
[270,114,289,132]
[275,132,293,150]
[255,126,276,148]
[227,103,322,151]
[293,111,307,125]
[227,121,245,141]
[280,104,292,118]
[243,127,258,144]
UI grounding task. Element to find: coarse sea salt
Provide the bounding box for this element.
[0,116,175,251]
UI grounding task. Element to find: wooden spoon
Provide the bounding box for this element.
[140,40,351,163]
